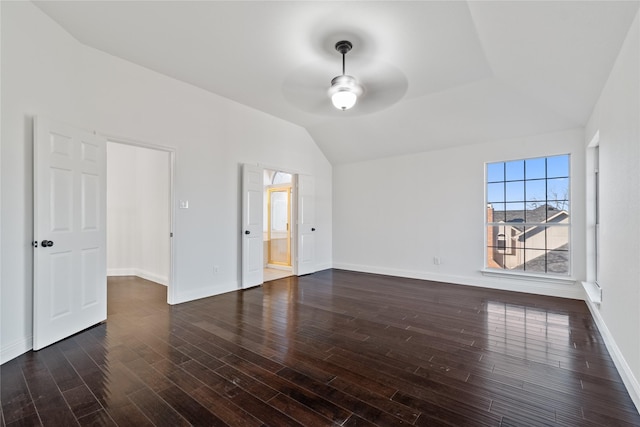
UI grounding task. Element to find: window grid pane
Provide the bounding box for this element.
[486,155,570,275]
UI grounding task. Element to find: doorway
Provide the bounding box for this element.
[106,140,175,303]
[264,169,293,282]
[242,165,316,288]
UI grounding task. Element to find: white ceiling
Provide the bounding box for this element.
[34,1,639,165]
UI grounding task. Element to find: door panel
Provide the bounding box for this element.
[81,247,100,308]
[50,252,73,319]
[297,175,316,275]
[33,117,107,350]
[242,164,264,288]
[81,173,99,230]
[51,168,73,231]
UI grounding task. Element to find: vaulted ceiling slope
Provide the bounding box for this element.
[34,1,639,165]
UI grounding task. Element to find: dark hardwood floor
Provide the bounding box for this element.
[2,270,639,426]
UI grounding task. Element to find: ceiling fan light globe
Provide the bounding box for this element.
[331,90,357,110]
[328,75,362,110]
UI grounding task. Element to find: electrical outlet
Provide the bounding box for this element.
[433,257,441,265]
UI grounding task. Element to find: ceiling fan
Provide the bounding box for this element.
[328,41,363,111]
[282,39,408,116]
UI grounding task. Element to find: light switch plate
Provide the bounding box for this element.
[179,200,189,209]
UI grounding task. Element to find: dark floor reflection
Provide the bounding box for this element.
[485,300,570,364]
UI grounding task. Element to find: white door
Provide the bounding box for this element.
[297,174,316,275]
[242,164,264,288]
[33,117,107,350]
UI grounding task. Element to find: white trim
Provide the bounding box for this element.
[582,281,602,304]
[314,263,332,272]
[266,264,292,271]
[104,132,175,153]
[107,269,168,286]
[107,268,137,276]
[584,299,640,413]
[333,263,584,299]
[1,336,32,365]
[481,269,576,285]
[173,281,239,305]
[585,139,600,288]
[0,0,2,365]
[256,162,302,176]
[587,130,600,148]
[135,270,168,286]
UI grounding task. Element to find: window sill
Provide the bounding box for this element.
[582,281,602,304]
[481,269,576,286]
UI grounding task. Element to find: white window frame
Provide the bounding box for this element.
[485,154,572,278]
[583,132,602,302]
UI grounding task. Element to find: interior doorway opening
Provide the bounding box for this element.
[263,169,293,282]
[106,140,175,303]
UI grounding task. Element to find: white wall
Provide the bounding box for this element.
[107,143,170,285]
[333,128,586,299]
[1,1,86,364]
[584,11,640,410]
[0,2,332,363]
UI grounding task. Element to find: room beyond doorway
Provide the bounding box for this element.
[106,140,176,303]
[263,169,293,282]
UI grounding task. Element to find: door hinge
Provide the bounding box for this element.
[170,232,174,237]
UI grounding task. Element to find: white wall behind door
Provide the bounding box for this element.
[107,142,170,285]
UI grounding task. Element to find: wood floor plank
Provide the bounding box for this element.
[276,367,412,426]
[76,409,117,427]
[61,384,103,419]
[156,385,227,426]
[0,361,38,425]
[127,387,190,427]
[102,401,154,427]
[267,393,338,427]
[189,385,262,427]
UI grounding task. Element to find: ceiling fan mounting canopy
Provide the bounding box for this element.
[335,40,353,55]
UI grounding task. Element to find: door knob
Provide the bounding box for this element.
[41,240,54,247]
[244,230,250,235]
[311,228,316,231]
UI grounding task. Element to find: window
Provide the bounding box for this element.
[594,145,600,285]
[486,155,570,275]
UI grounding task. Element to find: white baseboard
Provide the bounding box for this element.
[107,268,136,276]
[107,268,168,286]
[331,263,584,299]
[314,263,333,272]
[266,264,292,271]
[135,269,168,286]
[1,336,32,365]
[584,299,640,414]
[172,281,239,305]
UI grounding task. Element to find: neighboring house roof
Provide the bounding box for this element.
[523,244,570,274]
[493,204,569,242]
[503,204,567,223]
